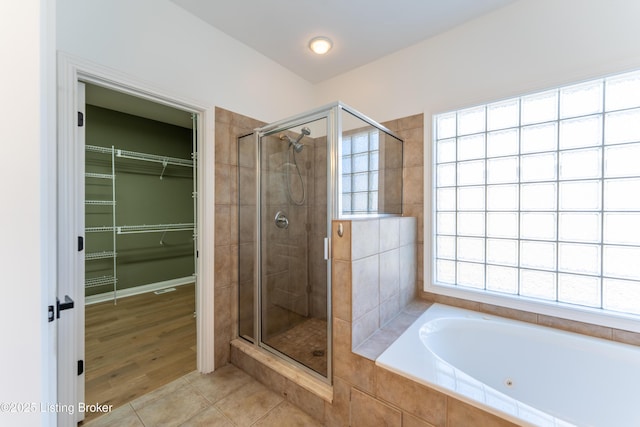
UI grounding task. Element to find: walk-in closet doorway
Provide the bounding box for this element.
[82,82,197,419]
[56,53,215,427]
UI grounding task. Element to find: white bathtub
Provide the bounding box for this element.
[376,303,640,427]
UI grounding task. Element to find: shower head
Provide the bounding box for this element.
[280,127,311,153]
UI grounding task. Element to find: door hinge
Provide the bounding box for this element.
[78,111,84,127]
[48,305,55,322]
[78,236,84,252]
[78,360,84,376]
[56,295,75,319]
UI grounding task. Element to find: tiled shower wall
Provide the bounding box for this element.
[214,107,265,367]
[215,109,426,367]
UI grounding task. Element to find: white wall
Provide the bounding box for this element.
[56,0,316,123]
[0,1,57,426]
[316,0,640,122]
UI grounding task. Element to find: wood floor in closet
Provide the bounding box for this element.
[83,283,196,422]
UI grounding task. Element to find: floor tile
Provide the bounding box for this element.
[82,403,143,427]
[186,364,254,404]
[135,384,210,427]
[215,381,284,426]
[253,401,323,427]
[130,376,191,411]
[179,406,235,427]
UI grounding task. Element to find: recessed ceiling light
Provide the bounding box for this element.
[309,36,333,55]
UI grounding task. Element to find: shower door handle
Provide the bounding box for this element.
[274,211,289,229]
[324,237,331,260]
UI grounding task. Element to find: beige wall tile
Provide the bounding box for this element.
[396,114,424,132]
[214,245,231,287]
[401,127,425,169]
[215,107,233,125]
[478,303,538,324]
[375,367,446,427]
[334,353,377,395]
[332,220,352,261]
[536,314,613,340]
[613,328,640,346]
[283,379,325,425]
[446,397,519,427]
[324,376,350,427]
[351,388,401,427]
[422,292,482,312]
[403,411,437,427]
[215,163,231,205]
[403,166,424,205]
[230,345,258,379]
[214,286,232,366]
[332,260,352,321]
[214,122,232,166]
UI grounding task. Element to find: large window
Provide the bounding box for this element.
[433,69,640,319]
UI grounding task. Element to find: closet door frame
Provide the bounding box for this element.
[57,52,215,426]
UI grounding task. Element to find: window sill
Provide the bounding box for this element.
[424,282,640,335]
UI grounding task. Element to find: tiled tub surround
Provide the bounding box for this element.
[378,303,640,427]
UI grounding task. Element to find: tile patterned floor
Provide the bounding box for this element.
[265,318,327,376]
[83,364,322,427]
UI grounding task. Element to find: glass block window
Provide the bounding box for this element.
[433,69,640,317]
[342,130,379,214]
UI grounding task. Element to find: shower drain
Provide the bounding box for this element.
[312,349,325,357]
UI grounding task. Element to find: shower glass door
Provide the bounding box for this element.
[259,117,330,378]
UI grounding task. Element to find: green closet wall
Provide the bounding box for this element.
[85,105,194,298]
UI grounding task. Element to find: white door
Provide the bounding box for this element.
[57,81,86,426]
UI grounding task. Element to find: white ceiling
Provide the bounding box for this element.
[86,83,194,128]
[171,0,519,83]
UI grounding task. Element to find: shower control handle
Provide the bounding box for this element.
[274,211,289,229]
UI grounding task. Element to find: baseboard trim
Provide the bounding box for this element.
[85,276,195,305]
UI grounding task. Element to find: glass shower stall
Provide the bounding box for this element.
[237,102,403,382]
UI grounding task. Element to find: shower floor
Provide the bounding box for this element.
[265,317,327,376]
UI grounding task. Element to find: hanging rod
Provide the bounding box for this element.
[115,148,193,168]
[116,223,195,235]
